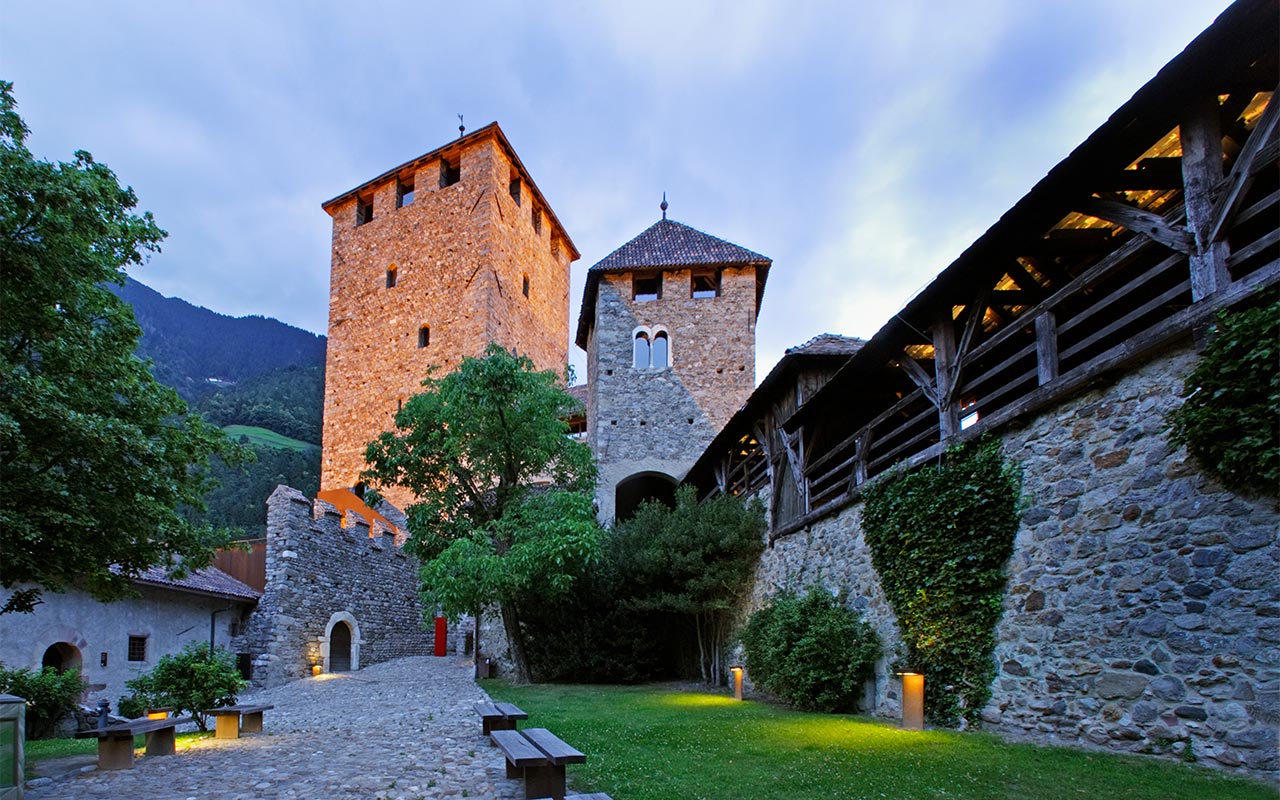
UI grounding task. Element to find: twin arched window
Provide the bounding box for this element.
[633,328,670,369]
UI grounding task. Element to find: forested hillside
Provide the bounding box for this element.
[114,277,326,538]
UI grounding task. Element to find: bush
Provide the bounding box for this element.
[124,642,246,730]
[0,664,87,739]
[740,588,881,712]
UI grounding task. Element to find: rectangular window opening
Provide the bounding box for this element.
[127,635,147,662]
[532,205,542,235]
[418,325,430,348]
[440,157,460,188]
[633,274,661,302]
[396,175,415,208]
[522,274,530,298]
[386,266,398,288]
[509,176,522,206]
[692,270,720,299]
[355,196,373,226]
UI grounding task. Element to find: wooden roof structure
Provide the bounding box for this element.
[687,0,1278,539]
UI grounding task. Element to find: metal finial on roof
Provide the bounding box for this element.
[458,114,465,138]
[660,192,668,220]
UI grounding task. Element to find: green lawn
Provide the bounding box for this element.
[485,682,1277,800]
[222,425,317,452]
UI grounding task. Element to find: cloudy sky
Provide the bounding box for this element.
[2,1,1234,381]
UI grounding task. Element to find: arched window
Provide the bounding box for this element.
[386,265,398,288]
[418,325,430,348]
[633,332,651,368]
[652,331,669,368]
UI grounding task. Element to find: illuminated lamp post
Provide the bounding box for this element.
[730,666,744,701]
[897,671,924,730]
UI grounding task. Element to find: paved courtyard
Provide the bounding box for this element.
[28,656,525,799]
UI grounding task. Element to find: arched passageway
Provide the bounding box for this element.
[42,642,82,673]
[329,621,352,672]
[615,471,679,522]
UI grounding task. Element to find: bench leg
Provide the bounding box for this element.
[523,763,566,800]
[484,717,515,739]
[241,710,264,734]
[505,758,522,779]
[144,726,177,756]
[97,732,135,770]
[215,713,241,739]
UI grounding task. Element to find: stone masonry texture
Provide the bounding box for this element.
[321,130,573,512]
[587,266,758,521]
[749,344,1279,777]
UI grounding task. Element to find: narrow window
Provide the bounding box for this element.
[127,635,147,662]
[633,332,651,368]
[633,274,661,302]
[386,265,398,288]
[652,331,669,368]
[396,175,415,208]
[522,274,530,298]
[509,176,522,206]
[531,205,542,235]
[440,157,460,188]
[551,236,561,259]
[356,196,373,226]
[691,270,719,299]
[418,325,430,348]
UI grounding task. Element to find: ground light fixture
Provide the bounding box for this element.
[730,666,744,701]
[897,671,924,730]
[312,664,322,677]
[146,707,173,720]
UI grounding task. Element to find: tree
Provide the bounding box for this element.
[362,344,600,683]
[610,486,765,684]
[122,642,247,730]
[0,82,242,614]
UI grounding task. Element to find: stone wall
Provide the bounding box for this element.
[321,131,573,512]
[233,485,439,688]
[587,266,758,521]
[751,344,1279,776]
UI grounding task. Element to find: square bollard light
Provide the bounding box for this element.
[730,666,744,701]
[897,672,924,730]
[0,693,25,800]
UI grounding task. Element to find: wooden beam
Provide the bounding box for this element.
[853,430,872,487]
[1035,312,1059,386]
[1077,197,1191,253]
[1182,95,1231,300]
[892,356,939,408]
[776,426,809,514]
[931,317,960,438]
[1209,84,1280,244]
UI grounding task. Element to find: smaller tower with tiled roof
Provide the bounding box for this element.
[576,214,771,522]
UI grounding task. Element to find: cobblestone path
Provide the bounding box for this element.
[29,656,524,800]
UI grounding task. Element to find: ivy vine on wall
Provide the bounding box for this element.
[862,438,1021,727]
[1169,299,1279,498]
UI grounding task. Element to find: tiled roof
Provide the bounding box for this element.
[132,565,261,601]
[590,218,769,272]
[785,334,866,357]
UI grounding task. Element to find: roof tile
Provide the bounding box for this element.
[590,218,769,272]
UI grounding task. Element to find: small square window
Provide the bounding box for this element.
[633,275,661,302]
[440,158,460,188]
[692,271,719,299]
[128,636,147,662]
[396,176,415,208]
[356,197,373,226]
[509,176,522,206]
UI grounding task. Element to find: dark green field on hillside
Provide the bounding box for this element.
[223,425,317,452]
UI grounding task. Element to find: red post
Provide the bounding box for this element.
[434,615,447,656]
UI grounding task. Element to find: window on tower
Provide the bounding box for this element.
[509,176,522,206]
[532,204,542,235]
[386,265,398,288]
[396,175,415,208]
[522,274,530,298]
[356,196,373,226]
[633,332,650,368]
[633,274,661,302]
[440,157,460,188]
[418,325,430,348]
[652,331,669,368]
[691,270,719,299]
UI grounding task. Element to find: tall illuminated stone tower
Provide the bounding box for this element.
[320,123,579,511]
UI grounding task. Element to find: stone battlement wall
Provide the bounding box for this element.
[749,344,1278,775]
[233,485,439,689]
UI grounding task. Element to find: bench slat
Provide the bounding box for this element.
[207,704,273,715]
[491,729,549,767]
[495,702,528,719]
[75,716,194,738]
[473,701,501,718]
[522,727,586,765]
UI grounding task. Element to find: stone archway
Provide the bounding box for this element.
[321,611,362,674]
[41,642,82,673]
[614,471,679,522]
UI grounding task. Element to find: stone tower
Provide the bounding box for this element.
[320,123,579,512]
[575,214,771,523]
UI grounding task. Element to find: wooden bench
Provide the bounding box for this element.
[474,700,528,737]
[205,703,274,739]
[492,727,586,800]
[74,715,193,770]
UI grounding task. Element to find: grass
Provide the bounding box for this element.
[222,425,317,452]
[485,682,1278,800]
[24,731,213,775]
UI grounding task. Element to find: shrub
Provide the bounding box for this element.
[124,642,246,730]
[0,664,87,739]
[740,588,881,712]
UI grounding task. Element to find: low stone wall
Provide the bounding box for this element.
[233,486,437,688]
[752,345,1279,776]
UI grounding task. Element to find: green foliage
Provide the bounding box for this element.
[363,344,601,682]
[1169,300,1279,496]
[198,442,319,540]
[740,588,881,712]
[196,365,325,443]
[610,487,766,683]
[0,82,245,614]
[0,665,87,739]
[123,642,246,731]
[862,438,1021,727]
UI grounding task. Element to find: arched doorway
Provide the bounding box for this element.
[41,642,82,673]
[615,471,679,522]
[329,622,352,672]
